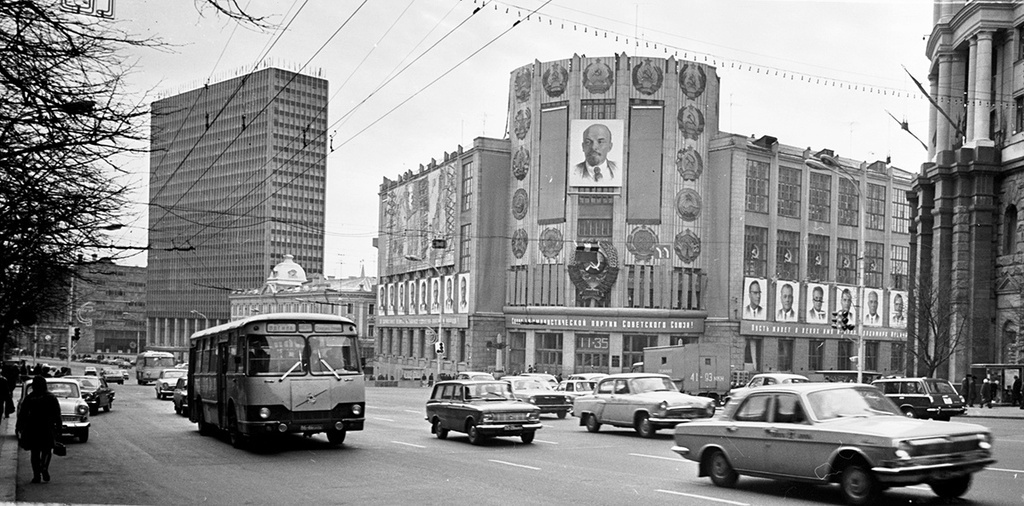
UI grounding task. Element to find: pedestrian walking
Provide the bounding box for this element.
[1016,375,1024,409]
[0,374,10,418]
[961,374,975,407]
[16,376,62,483]
[981,375,995,408]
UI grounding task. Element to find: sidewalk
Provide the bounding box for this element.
[963,404,1024,420]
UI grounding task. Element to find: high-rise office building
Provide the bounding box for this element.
[147,66,328,358]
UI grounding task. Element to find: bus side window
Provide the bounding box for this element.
[249,338,270,374]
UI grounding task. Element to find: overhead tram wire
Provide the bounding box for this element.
[183,0,554,253]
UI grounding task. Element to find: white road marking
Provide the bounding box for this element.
[391,441,425,448]
[404,409,421,414]
[656,489,749,505]
[988,466,1024,473]
[533,439,558,444]
[489,459,541,471]
[373,417,395,422]
[630,452,692,463]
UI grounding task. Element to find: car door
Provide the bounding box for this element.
[604,379,633,424]
[587,379,613,421]
[435,384,457,431]
[762,393,821,479]
[723,393,772,473]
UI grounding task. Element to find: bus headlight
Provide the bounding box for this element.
[351,404,362,416]
[259,407,271,419]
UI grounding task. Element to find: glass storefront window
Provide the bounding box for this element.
[575,334,608,373]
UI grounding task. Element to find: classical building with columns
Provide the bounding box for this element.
[911,0,1024,381]
[376,54,914,389]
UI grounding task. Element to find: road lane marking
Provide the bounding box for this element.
[489,459,541,471]
[373,417,396,422]
[391,441,425,448]
[404,410,421,414]
[630,453,692,463]
[656,489,749,505]
[988,466,1024,473]
[533,439,558,444]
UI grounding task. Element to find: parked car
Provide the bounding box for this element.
[83,366,98,376]
[520,372,559,389]
[454,371,495,381]
[502,376,572,418]
[172,377,189,416]
[722,372,809,405]
[671,382,994,505]
[154,369,187,399]
[64,376,114,415]
[425,379,541,445]
[573,373,716,438]
[100,368,127,385]
[556,379,597,398]
[17,378,90,443]
[871,376,966,420]
[567,373,607,382]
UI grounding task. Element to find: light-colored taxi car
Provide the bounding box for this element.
[426,380,541,445]
[567,373,607,382]
[671,382,994,505]
[520,372,559,389]
[154,368,187,399]
[573,373,716,438]
[454,371,495,381]
[17,378,91,443]
[100,367,128,385]
[556,379,596,398]
[502,376,572,418]
[722,372,809,405]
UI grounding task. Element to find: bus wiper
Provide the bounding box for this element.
[318,352,342,380]
[279,361,302,382]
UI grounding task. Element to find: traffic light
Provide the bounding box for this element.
[830,311,841,329]
[831,310,854,331]
[434,341,445,355]
[71,327,81,342]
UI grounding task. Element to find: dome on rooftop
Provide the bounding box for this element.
[266,254,307,289]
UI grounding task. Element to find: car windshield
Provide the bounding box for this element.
[631,376,677,393]
[784,378,809,384]
[75,378,99,389]
[468,382,514,400]
[33,382,79,398]
[925,379,958,395]
[510,379,550,391]
[162,369,186,380]
[308,335,359,376]
[807,387,901,420]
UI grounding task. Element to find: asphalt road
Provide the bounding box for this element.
[15,382,1024,505]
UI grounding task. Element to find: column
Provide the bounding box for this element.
[966,37,977,142]
[973,31,994,145]
[936,53,952,153]
[928,74,938,161]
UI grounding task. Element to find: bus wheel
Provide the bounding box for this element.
[326,429,346,445]
[228,411,247,449]
[197,404,213,436]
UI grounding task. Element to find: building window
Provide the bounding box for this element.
[864,341,879,371]
[807,234,830,282]
[744,226,768,278]
[809,172,831,223]
[578,195,613,241]
[890,245,909,290]
[622,335,658,372]
[866,183,885,231]
[837,340,853,370]
[460,224,471,267]
[745,159,769,214]
[865,241,883,288]
[1018,25,1024,61]
[838,178,859,227]
[890,342,905,371]
[777,339,794,372]
[368,303,375,315]
[580,99,615,119]
[808,339,824,371]
[1016,96,1024,134]
[535,333,563,372]
[837,238,857,285]
[776,230,799,280]
[743,338,762,371]
[1005,205,1018,255]
[892,189,909,234]
[461,162,474,212]
[777,167,801,218]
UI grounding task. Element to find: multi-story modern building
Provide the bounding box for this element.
[912,0,1024,382]
[376,54,914,387]
[229,254,377,369]
[147,66,328,359]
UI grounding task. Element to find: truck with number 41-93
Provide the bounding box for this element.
[630,343,737,404]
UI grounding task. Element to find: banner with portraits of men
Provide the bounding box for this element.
[418,279,429,314]
[835,285,857,324]
[862,288,883,327]
[742,277,767,321]
[386,283,395,316]
[442,275,456,314]
[889,290,908,328]
[397,282,406,316]
[457,273,471,314]
[407,280,419,315]
[805,282,829,324]
[429,277,441,315]
[774,280,799,322]
[378,285,387,316]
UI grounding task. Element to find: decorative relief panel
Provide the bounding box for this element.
[511,189,529,220]
[512,146,530,181]
[626,226,658,262]
[514,108,531,140]
[582,60,614,94]
[631,58,663,95]
[514,67,532,103]
[540,228,563,259]
[511,229,528,259]
[678,105,705,140]
[679,63,707,99]
[674,230,701,263]
[675,189,702,222]
[676,147,703,181]
[543,63,568,98]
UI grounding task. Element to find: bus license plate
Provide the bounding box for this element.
[300,425,323,431]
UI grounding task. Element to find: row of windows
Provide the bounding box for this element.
[746,338,904,373]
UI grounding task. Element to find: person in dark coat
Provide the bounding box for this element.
[0,374,10,419]
[961,375,975,407]
[16,376,62,483]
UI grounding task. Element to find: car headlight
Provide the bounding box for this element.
[75,404,88,416]
[259,407,271,419]
[705,403,716,417]
[978,433,992,450]
[161,382,169,389]
[528,412,540,422]
[654,400,668,416]
[482,413,494,422]
[351,404,362,416]
[895,440,913,460]
[528,396,537,404]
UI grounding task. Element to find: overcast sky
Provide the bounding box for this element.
[106,0,934,277]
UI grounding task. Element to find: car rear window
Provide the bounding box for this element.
[924,380,958,395]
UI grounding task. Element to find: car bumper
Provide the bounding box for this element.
[534,405,571,415]
[61,421,90,432]
[476,422,543,436]
[239,417,365,435]
[873,457,995,484]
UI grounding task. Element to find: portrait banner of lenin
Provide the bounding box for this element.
[569,119,625,188]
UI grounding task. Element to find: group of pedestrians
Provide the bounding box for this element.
[961,372,1024,409]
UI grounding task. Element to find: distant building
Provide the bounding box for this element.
[229,255,377,369]
[147,66,329,358]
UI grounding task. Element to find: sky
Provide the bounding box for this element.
[102,0,935,278]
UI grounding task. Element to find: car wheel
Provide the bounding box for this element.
[706,449,738,488]
[901,407,916,418]
[585,414,601,433]
[466,420,484,445]
[326,429,346,445]
[929,474,971,498]
[839,463,879,506]
[556,411,567,419]
[77,428,89,443]
[635,414,655,438]
[520,431,535,444]
[432,420,448,440]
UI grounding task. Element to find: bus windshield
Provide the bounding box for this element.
[309,335,358,375]
[143,356,175,368]
[248,335,304,374]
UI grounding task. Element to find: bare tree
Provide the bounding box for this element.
[906,279,970,378]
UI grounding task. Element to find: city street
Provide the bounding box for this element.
[15,382,1024,505]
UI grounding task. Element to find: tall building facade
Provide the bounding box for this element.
[147,67,328,359]
[912,0,1024,381]
[375,54,914,388]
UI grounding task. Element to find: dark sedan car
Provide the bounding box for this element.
[65,375,114,415]
[425,380,542,445]
[172,377,189,416]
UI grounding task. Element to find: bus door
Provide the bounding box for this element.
[217,341,230,427]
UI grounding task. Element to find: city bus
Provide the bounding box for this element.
[187,313,365,447]
[135,351,176,385]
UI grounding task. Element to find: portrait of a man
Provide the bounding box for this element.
[444,276,454,313]
[743,278,766,321]
[458,273,470,313]
[864,289,882,327]
[890,291,907,328]
[407,280,418,315]
[839,286,856,324]
[378,286,387,316]
[419,280,428,314]
[569,119,624,188]
[430,278,440,314]
[397,283,406,315]
[807,284,828,323]
[775,282,797,322]
[387,284,395,315]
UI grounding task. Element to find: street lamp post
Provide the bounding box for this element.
[190,310,209,328]
[806,154,866,384]
[405,255,443,382]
